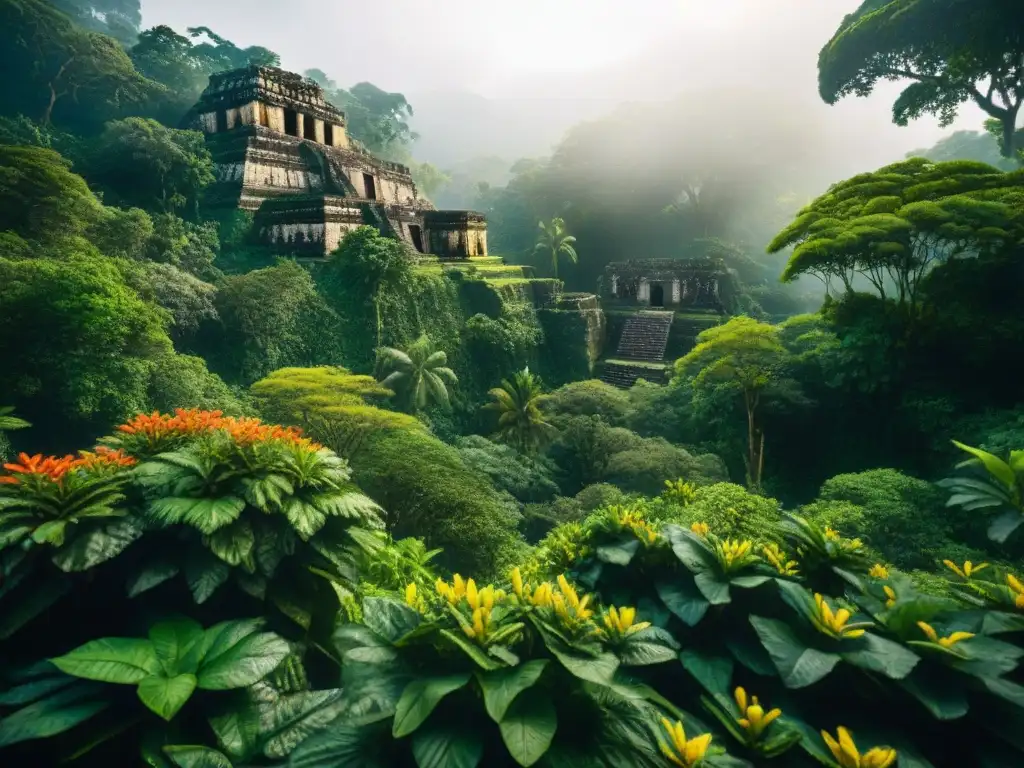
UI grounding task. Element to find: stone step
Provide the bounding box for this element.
[599,361,670,389]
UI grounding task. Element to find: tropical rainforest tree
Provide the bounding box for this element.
[534,217,578,278]
[485,367,557,454]
[376,335,458,414]
[767,158,1024,312]
[676,317,794,490]
[818,0,1024,158]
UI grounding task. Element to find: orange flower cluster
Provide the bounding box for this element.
[116,408,320,450]
[0,447,137,486]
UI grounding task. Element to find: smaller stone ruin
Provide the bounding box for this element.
[602,257,738,313]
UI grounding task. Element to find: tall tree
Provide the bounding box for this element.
[0,0,157,129]
[484,367,557,454]
[375,335,458,414]
[818,0,1024,158]
[767,157,1024,313]
[676,317,794,490]
[534,217,578,278]
[304,70,417,155]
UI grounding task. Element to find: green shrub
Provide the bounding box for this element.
[456,435,560,503]
[545,379,631,425]
[680,482,783,541]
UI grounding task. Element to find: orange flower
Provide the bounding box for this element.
[74,446,136,471]
[0,453,77,484]
[115,408,320,451]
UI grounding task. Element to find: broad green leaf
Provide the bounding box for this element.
[952,440,1016,489]
[438,630,502,671]
[363,597,421,643]
[679,649,734,704]
[655,579,709,627]
[51,519,142,573]
[617,627,679,667]
[476,660,548,722]
[206,518,255,567]
[150,497,246,535]
[208,697,260,760]
[137,674,197,721]
[150,618,205,676]
[185,552,230,605]
[0,684,109,747]
[392,674,471,737]
[899,670,969,720]
[52,638,161,684]
[0,673,76,706]
[163,745,233,768]
[410,723,484,768]
[0,577,71,640]
[287,715,392,768]
[749,616,840,689]
[694,571,731,605]
[595,539,640,566]
[197,629,290,690]
[666,526,714,571]
[731,575,771,589]
[978,675,1024,708]
[257,689,347,759]
[344,646,400,665]
[988,511,1024,543]
[127,561,180,597]
[840,634,919,680]
[547,645,619,686]
[499,689,557,767]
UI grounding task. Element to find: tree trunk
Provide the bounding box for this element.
[744,391,763,490]
[43,57,75,127]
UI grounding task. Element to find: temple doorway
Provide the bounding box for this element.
[650,283,665,307]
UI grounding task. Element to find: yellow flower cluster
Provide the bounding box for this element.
[824,526,841,541]
[883,586,897,609]
[733,687,781,741]
[510,568,595,630]
[600,606,651,640]
[404,583,425,613]
[613,507,659,545]
[1008,574,1024,608]
[824,526,864,551]
[690,522,710,537]
[868,563,889,579]
[716,539,754,572]
[916,621,974,650]
[943,560,988,580]
[658,718,711,767]
[821,727,896,768]
[812,594,869,640]
[436,574,507,644]
[762,543,799,576]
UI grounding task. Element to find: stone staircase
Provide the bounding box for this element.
[600,310,674,389]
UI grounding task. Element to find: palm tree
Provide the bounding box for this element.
[376,335,458,413]
[484,367,557,454]
[534,217,578,278]
[0,406,30,462]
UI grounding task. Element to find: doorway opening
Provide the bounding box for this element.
[284,108,299,137]
[363,173,377,200]
[650,284,665,307]
[215,109,228,132]
[409,224,424,252]
[324,122,334,145]
[302,114,317,141]
[258,103,270,127]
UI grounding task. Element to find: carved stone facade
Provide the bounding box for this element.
[602,257,737,312]
[182,65,486,259]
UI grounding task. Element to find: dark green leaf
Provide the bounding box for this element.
[749,616,840,689]
[163,745,233,768]
[363,597,421,643]
[137,674,197,721]
[679,649,734,703]
[185,552,230,605]
[0,577,71,640]
[51,638,161,683]
[617,627,679,667]
[499,688,557,767]
[258,689,347,759]
[127,561,180,597]
[287,715,392,768]
[150,497,246,535]
[209,697,260,760]
[476,660,548,722]
[196,626,290,690]
[655,579,709,627]
[899,670,969,720]
[596,539,640,566]
[840,633,919,680]
[51,518,142,573]
[0,674,76,706]
[730,575,771,589]
[0,684,109,747]
[206,518,255,567]
[666,526,714,571]
[150,618,205,676]
[392,674,471,737]
[694,571,731,605]
[547,645,619,686]
[411,723,484,768]
[438,630,502,671]
[989,511,1024,543]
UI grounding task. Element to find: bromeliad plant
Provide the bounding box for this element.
[940,439,1024,543]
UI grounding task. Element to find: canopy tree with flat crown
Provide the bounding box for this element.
[818,0,1024,160]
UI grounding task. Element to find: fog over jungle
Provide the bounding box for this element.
[143,0,991,222]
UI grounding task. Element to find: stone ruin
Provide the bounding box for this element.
[601,257,738,313]
[182,65,487,259]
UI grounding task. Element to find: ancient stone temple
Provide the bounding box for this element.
[182,65,488,259]
[601,257,738,312]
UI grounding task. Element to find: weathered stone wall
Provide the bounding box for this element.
[423,212,488,258]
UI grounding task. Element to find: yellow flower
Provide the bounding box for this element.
[812,594,869,639]
[691,522,710,537]
[883,586,897,609]
[763,543,799,576]
[824,527,841,541]
[719,539,753,570]
[658,718,711,767]
[436,574,469,604]
[821,727,896,768]
[404,583,418,607]
[916,621,975,650]
[733,687,781,741]
[601,605,651,639]
[944,560,989,580]
[530,582,554,608]
[463,606,489,640]
[1008,574,1024,609]
[511,567,525,600]
[869,563,889,579]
